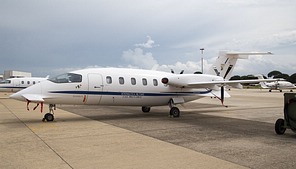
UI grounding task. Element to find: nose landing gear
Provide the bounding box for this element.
[42,104,56,122]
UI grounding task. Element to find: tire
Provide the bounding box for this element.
[44,113,54,122]
[142,106,151,113]
[275,118,286,135]
[170,107,180,118]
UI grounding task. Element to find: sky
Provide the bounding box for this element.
[0,0,295,77]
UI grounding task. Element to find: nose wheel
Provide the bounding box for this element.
[43,113,54,122]
[42,104,56,122]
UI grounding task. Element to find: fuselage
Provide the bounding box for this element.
[11,68,223,107]
[0,77,47,92]
[264,81,296,90]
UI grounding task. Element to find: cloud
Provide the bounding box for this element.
[134,36,159,48]
[122,48,158,69]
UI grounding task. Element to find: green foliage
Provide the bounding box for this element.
[230,71,296,84]
[268,70,282,78]
[288,73,296,84]
[230,75,241,80]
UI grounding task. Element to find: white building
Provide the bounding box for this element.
[3,70,32,79]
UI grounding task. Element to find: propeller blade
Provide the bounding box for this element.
[221,86,224,104]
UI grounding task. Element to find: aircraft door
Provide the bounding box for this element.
[13,79,20,87]
[13,79,20,92]
[87,74,103,105]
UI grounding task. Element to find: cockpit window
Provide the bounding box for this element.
[0,80,11,84]
[49,73,82,83]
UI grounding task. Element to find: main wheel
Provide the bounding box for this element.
[44,113,54,122]
[275,118,286,135]
[142,106,151,113]
[170,107,180,118]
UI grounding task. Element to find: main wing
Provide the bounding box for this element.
[161,74,279,89]
[188,79,278,89]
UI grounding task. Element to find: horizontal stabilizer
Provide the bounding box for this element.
[224,51,272,59]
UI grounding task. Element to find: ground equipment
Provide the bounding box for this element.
[275,93,296,135]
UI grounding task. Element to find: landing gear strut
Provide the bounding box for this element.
[42,104,56,122]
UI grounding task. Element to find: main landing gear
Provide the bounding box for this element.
[42,104,56,122]
[169,99,180,118]
[141,100,181,118]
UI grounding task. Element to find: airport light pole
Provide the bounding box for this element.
[200,48,204,74]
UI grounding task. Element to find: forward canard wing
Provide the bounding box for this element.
[22,94,45,102]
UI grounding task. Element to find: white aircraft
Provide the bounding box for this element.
[0,76,48,92]
[255,74,296,92]
[10,51,276,122]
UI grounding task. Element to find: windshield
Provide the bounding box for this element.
[0,80,11,84]
[49,73,82,83]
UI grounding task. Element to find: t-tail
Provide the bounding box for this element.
[208,51,272,80]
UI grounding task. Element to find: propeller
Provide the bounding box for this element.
[171,69,184,74]
[221,86,224,104]
[220,86,228,108]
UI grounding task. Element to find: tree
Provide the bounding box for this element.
[268,70,282,78]
[274,73,290,80]
[230,75,241,80]
[288,73,296,84]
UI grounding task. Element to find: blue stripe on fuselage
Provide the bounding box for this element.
[0,86,26,89]
[49,90,212,96]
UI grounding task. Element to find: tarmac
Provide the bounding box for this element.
[0,92,246,169]
[0,89,295,169]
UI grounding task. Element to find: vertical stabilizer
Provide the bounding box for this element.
[207,51,272,80]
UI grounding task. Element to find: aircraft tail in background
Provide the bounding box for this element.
[254,74,270,89]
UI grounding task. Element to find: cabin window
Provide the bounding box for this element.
[119,77,124,85]
[106,76,112,84]
[131,78,136,85]
[27,81,30,85]
[21,81,24,84]
[33,81,36,85]
[49,73,82,83]
[153,79,158,86]
[142,78,147,86]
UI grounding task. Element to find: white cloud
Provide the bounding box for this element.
[122,48,158,69]
[134,36,159,48]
